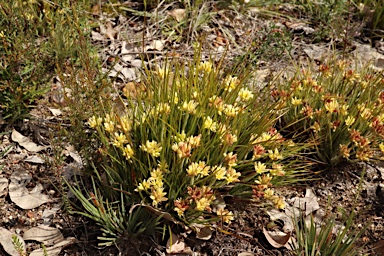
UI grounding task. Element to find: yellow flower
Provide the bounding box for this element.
[122,144,134,160]
[150,168,164,180]
[223,152,237,167]
[140,140,162,157]
[345,116,355,126]
[255,174,272,189]
[212,165,226,180]
[216,208,234,223]
[195,197,210,211]
[186,161,210,177]
[310,121,321,132]
[291,97,302,106]
[104,121,115,133]
[339,144,350,159]
[222,133,238,146]
[112,133,128,148]
[198,61,213,73]
[271,163,285,176]
[186,134,202,148]
[273,197,286,209]
[254,162,267,174]
[238,88,254,101]
[150,187,167,206]
[203,116,218,132]
[379,143,384,153]
[224,76,240,92]
[223,104,241,117]
[172,142,191,158]
[340,104,349,116]
[263,188,274,199]
[225,168,241,184]
[324,99,339,113]
[268,148,283,161]
[173,130,187,142]
[156,66,168,79]
[182,100,198,114]
[119,115,132,132]
[88,116,102,128]
[156,102,171,114]
[135,179,151,191]
[360,107,372,120]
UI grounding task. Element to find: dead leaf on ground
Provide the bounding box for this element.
[168,9,186,22]
[29,237,76,256]
[24,155,44,164]
[262,227,290,248]
[0,227,26,256]
[145,40,165,51]
[11,129,46,153]
[166,232,188,254]
[190,223,213,240]
[9,170,52,209]
[23,226,64,245]
[292,187,320,216]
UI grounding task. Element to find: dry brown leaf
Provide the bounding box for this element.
[292,187,319,216]
[168,9,186,22]
[9,170,52,209]
[0,227,26,256]
[166,232,186,254]
[29,237,76,256]
[11,129,46,152]
[105,21,117,40]
[262,227,290,248]
[23,226,64,245]
[190,223,213,240]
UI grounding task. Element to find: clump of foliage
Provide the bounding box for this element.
[273,60,384,167]
[70,55,310,244]
[0,0,53,123]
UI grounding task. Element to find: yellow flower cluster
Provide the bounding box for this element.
[172,134,201,158]
[140,140,162,157]
[136,167,168,207]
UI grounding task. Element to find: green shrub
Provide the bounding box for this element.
[273,60,384,167]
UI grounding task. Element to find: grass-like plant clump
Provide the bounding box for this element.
[69,55,311,244]
[273,60,384,168]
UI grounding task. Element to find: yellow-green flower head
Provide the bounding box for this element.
[186,161,210,177]
[268,148,283,161]
[195,197,210,211]
[238,88,254,101]
[345,116,355,126]
[122,144,134,160]
[156,102,171,114]
[112,132,128,148]
[223,152,237,167]
[198,61,213,73]
[212,165,226,180]
[223,104,241,117]
[140,140,162,157]
[88,116,103,128]
[224,76,240,92]
[182,100,198,114]
[254,162,267,174]
[119,115,132,132]
[203,116,218,132]
[150,187,167,206]
[291,97,302,106]
[225,168,241,184]
[263,188,274,200]
[216,208,234,223]
[324,99,339,113]
[135,179,151,191]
